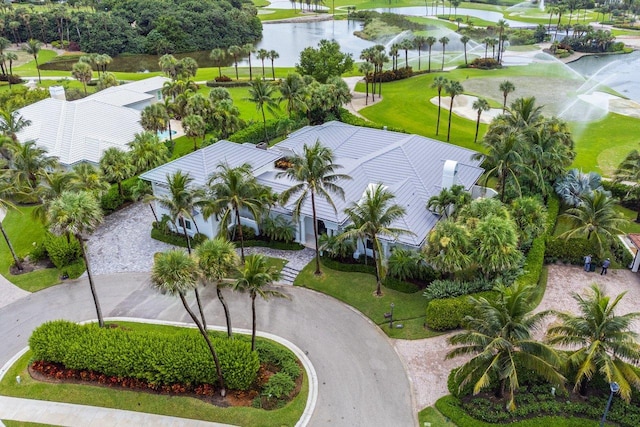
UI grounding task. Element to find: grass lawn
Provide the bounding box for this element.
[0,322,308,427]
[2,422,59,427]
[294,261,440,339]
[1,206,61,292]
[418,406,455,427]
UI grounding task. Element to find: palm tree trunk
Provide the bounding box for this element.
[178,292,226,396]
[234,60,239,81]
[371,238,382,296]
[248,56,253,80]
[260,107,268,143]
[148,203,159,222]
[78,235,104,328]
[311,191,321,275]
[447,96,454,142]
[436,95,441,135]
[0,220,22,271]
[180,217,192,254]
[251,293,257,351]
[194,288,207,331]
[235,207,246,262]
[117,181,123,197]
[35,57,41,84]
[168,120,173,144]
[475,114,481,143]
[217,286,233,337]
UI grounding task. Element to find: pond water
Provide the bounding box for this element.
[566,50,640,104]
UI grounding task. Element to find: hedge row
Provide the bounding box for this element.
[30,320,259,390]
[423,278,493,302]
[241,239,305,251]
[320,256,419,293]
[544,237,601,265]
[425,291,497,331]
[150,225,207,248]
[515,236,545,288]
[227,120,281,144]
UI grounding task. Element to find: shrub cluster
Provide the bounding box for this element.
[30,321,259,390]
[425,291,497,331]
[469,58,500,69]
[227,118,307,144]
[366,67,413,83]
[423,278,494,302]
[254,340,301,406]
[0,74,23,84]
[43,233,82,269]
[515,236,545,288]
[242,240,305,251]
[151,223,207,248]
[100,177,138,214]
[544,237,601,265]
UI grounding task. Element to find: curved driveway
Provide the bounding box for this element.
[0,273,415,427]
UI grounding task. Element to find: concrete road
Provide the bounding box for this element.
[0,273,415,427]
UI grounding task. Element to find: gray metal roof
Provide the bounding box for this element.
[140,140,282,185]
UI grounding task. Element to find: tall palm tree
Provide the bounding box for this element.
[9,140,59,195]
[71,62,92,95]
[399,39,413,69]
[447,282,565,411]
[423,219,471,278]
[140,103,169,136]
[48,191,105,327]
[615,150,640,222]
[0,175,22,271]
[559,190,627,255]
[202,162,264,262]
[445,80,464,142]
[195,238,239,338]
[439,36,449,71]
[151,249,226,396]
[426,36,436,72]
[546,285,640,403]
[431,76,448,136]
[0,109,31,142]
[268,50,279,80]
[69,163,110,196]
[277,140,350,275]
[243,43,255,80]
[233,254,285,351]
[245,78,279,143]
[99,147,134,197]
[278,72,308,118]
[127,132,169,174]
[158,54,179,80]
[496,19,509,63]
[413,35,427,70]
[209,48,226,79]
[460,35,470,65]
[359,62,374,106]
[472,97,490,143]
[227,45,242,81]
[342,184,411,296]
[23,39,42,83]
[182,114,206,152]
[499,80,516,112]
[129,178,158,222]
[257,48,268,79]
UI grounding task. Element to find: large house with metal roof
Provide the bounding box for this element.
[141,121,487,254]
[15,76,170,167]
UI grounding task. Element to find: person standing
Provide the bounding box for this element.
[601,258,611,275]
[584,254,592,272]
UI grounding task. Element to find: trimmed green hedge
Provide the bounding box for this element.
[423,278,493,302]
[151,227,207,248]
[43,233,81,269]
[242,239,305,251]
[516,236,545,288]
[228,120,281,144]
[425,291,497,331]
[546,194,560,235]
[544,237,601,265]
[30,320,259,390]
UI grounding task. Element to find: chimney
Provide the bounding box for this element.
[441,160,458,189]
[49,86,66,101]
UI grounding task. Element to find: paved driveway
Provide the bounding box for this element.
[0,272,415,427]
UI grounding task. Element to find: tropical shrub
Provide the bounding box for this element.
[425,291,497,331]
[150,223,207,248]
[515,236,545,288]
[262,372,295,399]
[554,169,607,207]
[262,215,296,243]
[423,278,494,302]
[100,186,125,213]
[469,58,500,69]
[387,248,424,281]
[30,320,259,390]
[43,233,82,269]
[319,233,357,260]
[544,237,601,265]
[63,259,87,279]
[229,224,256,241]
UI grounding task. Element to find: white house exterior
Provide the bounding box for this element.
[15,76,170,167]
[141,121,486,253]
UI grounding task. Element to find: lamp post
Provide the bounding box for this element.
[600,382,620,427]
[389,303,394,328]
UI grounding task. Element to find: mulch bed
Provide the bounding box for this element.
[9,258,55,276]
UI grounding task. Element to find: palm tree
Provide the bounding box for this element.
[472,97,490,143]
[9,140,59,194]
[496,19,509,63]
[426,36,436,72]
[0,176,22,271]
[546,285,640,402]
[413,35,426,70]
[71,62,92,95]
[245,78,279,143]
[182,114,206,152]
[277,141,350,275]
[431,76,448,136]
[233,254,285,351]
[278,72,308,118]
[439,36,449,71]
[227,45,242,81]
[209,48,226,78]
[358,62,374,106]
[195,238,239,338]
[23,39,42,83]
[127,132,169,174]
[615,150,640,222]
[559,190,627,255]
[342,184,411,296]
[499,80,516,112]
[202,162,264,262]
[447,282,565,410]
[268,50,279,80]
[69,163,110,196]
[151,249,226,396]
[0,109,31,143]
[140,103,169,136]
[129,178,158,222]
[460,35,470,65]
[256,48,268,79]
[48,191,105,327]
[158,54,179,80]
[99,147,134,197]
[400,39,413,69]
[445,80,464,142]
[243,43,255,80]
[423,220,471,278]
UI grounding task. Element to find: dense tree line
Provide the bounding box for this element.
[0,0,261,57]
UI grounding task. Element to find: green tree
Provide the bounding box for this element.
[158,54,179,80]
[0,175,22,271]
[140,103,169,136]
[203,162,264,262]
[546,285,640,402]
[509,196,547,245]
[499,80,516,112]
[423,219,471,277]
[129,178,158,222]
[233,254,285,351]
[127,132,169,174]
[425,36,436,72]
[98,72,118,90]
[209,48,226,79]
[99,147,134,197]
[358,62,374,106]
[296,39,354,83]
[195,237,239,338]
[257,48,268,79]
[71,62,93,95]
[431,76,448,136]
[48,191,105,326]
[9,140,59,195]
[0,109,31,143]
[245,78,279,143]
[277,141,350,275]
[472,97,490,143]
[227,45,242,81]
[268,49,279,80]
[413,35,427,70]
[243,43,255,80]
[23,39,42,83]
[471,215,522,278]
[399,39,413,69]
[182,114,206,152]
[559,190,627,255]
[445,80,464,142]
[496,20,509,63]
[460,35,470,65]
[447,282,565,410]
[278,72,308,118]
[151,249,226,396]
[69,163,110,196]
[439,36,449,71]
[342,184,411,295]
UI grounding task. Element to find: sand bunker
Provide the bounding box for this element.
[429,94,503,124]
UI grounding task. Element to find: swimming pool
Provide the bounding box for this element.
[157,129,177,141]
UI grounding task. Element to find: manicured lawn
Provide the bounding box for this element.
[2,421,59,427]
[615,205,640,234]
[1,206,61,292]
[0,323,308,427]
[418,406,454,427]
[258,9,305,21]
[294,261,440,339]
